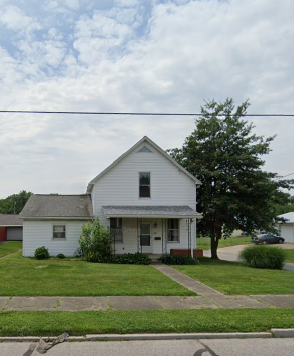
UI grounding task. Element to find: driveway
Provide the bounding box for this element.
[203,243,294,271]
[203,244,246,262]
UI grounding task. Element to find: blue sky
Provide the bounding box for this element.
[0,0,294,197]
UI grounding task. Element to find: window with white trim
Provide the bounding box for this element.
[167,219,179,242]
[53,225,66,239]
[110,218,123,242]
[139,172,150,198]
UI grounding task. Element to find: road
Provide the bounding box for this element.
[2,338,294,356]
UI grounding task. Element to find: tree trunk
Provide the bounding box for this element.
[210,237,219,259]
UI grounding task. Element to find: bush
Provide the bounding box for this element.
[57,253,65,259]
[239,245,286,269]
[115,253,151,265]
[79,218,113,263]
[35,246,50,260]
[74,247,84,258]
[159,254,199,265]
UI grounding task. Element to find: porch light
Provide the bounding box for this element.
[153,222,157,228]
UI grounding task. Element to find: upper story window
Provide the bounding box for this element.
[110,218,123,242]
[139,172,151,198]
[53,225,66,239]
[167,219,179,242]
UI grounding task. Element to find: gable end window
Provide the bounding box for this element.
[138,145,153,153]
[167,219,179,242]
[53,225,66,239]
[110,218,123,242]
[139,172,151,198]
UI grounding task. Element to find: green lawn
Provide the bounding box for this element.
[0,309,294,336]
[0,241,22,258]
[284,249,294,263]
[0,252,194,296]
[196,237,251,250]
[174,258,294,295]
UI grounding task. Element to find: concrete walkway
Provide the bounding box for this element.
[1,263,294,311]
[1,294,294,311]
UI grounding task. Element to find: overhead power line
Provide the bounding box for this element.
[0,110,294,117]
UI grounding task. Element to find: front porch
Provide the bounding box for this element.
[103,205,202,257]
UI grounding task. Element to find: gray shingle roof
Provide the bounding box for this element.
[0,214,23,226]
[20,194,94,219]
[102,205,201,218]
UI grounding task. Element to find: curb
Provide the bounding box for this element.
[272,329,294,338]
[1,330,294,342]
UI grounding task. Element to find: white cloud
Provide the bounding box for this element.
[0,5,41,34]
[0,0,294,197]
[114,0,140,7]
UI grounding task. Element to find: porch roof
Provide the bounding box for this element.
[102,205,201,219]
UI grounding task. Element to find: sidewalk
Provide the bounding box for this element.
[1,263,294,311]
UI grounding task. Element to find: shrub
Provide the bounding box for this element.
[239,245,286,269]
[115,253,151,265]
[74,247,84,258]
[35,246,50,260]
[159,254,199,265]
[79,218,113,263]
[57,253,65,259]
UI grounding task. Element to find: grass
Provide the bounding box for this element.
[196,236,251,250]
[0,252,194,296]
[284,249,294,263]
[174,257,294,295]
[0,241,22,258]
[0,309,294,336]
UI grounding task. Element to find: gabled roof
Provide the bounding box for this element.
[20,194,94,220]
[0,214,23,227]
[277,212,294,223]
[87,136,201,193]
[103,205,201,219]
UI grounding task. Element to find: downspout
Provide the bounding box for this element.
[195,217,197,250]
[190,219,193,258]
[161,218,163,256]
[137,218,139,253]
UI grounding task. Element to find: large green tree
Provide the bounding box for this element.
[168,98,294,259]
[0,190,33,214]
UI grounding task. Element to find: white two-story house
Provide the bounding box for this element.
[20,136,201,257]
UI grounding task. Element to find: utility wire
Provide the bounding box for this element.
[276,173,294,179]
[0,110,294,117]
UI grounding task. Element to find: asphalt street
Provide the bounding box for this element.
[2,339,294,356]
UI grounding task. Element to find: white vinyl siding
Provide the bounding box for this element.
[92,142,197,253]
[92,143,196,217]
[22,220,88,257]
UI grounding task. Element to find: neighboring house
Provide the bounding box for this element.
[277,212,294,243]
[20,136,201,257]
[0,214,23,242]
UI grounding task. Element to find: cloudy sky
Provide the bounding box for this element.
[0,0,294,198]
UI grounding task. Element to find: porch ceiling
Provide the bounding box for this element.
[102,205,202,219]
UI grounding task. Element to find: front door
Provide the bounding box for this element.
[140,223,152,253]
